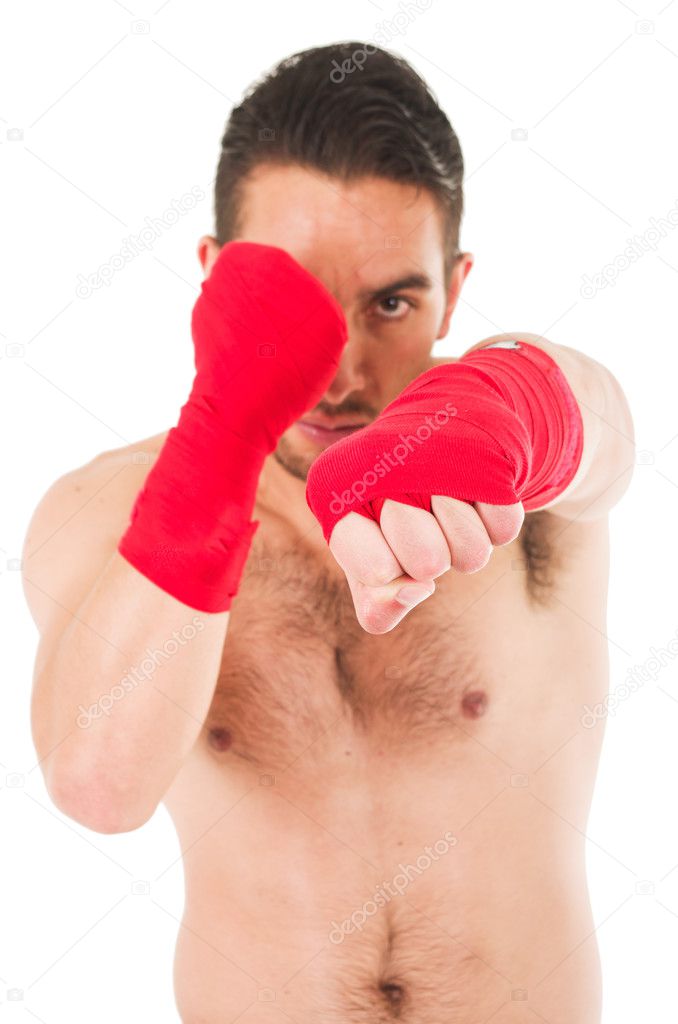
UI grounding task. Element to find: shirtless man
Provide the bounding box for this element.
[22,43,635,1023]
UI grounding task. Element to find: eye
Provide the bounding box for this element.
[375,295,414,320]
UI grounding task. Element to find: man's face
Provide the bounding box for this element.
[199,164,473,482]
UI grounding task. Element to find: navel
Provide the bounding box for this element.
[379,979,406,1017]
[207,726,233,752]
[461,690,488,719]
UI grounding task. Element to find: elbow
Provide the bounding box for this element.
[31,699,159,834]
[45,763,157,834]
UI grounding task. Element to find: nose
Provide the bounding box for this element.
[324,333,367,404]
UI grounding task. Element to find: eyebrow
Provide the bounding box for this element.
[357,272,434,304]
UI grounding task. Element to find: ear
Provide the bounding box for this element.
[196,235,222,277]
[436,252,474,340]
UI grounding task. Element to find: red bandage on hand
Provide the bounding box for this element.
[305,340,584,542]
[118,241,347,612]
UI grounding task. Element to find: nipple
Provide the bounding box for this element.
[208,727,233,752]
[461,690,488,719]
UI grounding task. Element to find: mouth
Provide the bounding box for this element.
[295,418,368,447]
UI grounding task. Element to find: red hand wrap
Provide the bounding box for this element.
[118,241,347,612]
[305,340,584,542]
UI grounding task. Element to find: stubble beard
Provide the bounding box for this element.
[272,433,313,483]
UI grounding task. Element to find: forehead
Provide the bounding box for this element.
[236,163,446,292]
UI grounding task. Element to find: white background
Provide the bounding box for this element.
[1,0,677,1020]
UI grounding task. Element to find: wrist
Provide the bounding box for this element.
[117,394,266,613]
[457,340,584,509]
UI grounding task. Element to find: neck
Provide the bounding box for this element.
[257,451,329,552]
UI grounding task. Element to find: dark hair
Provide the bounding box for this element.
[214,41,465,282]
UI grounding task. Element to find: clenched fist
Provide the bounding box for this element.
[327,495,524,634]
[306,343,583,632]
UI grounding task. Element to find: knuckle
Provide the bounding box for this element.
[490,524,520,546]
[483,504,524,545]
[408,551,450,580]
[405,559,443,582]
[454,541,492,574]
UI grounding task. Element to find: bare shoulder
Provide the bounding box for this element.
[24,429,168,557]
[21,431,168,637]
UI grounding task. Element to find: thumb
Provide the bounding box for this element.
[344,572,436,635]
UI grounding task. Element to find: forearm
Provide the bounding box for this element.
[462,332,636,519]
[31,550,228,833]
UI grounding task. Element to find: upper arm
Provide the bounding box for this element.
[21,446,156,679]
[534,342,636,521]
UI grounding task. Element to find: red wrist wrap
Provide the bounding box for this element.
[118,241,347,612]
[305,340,584,542]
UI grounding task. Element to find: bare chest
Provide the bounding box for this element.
[202,515,558,771]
